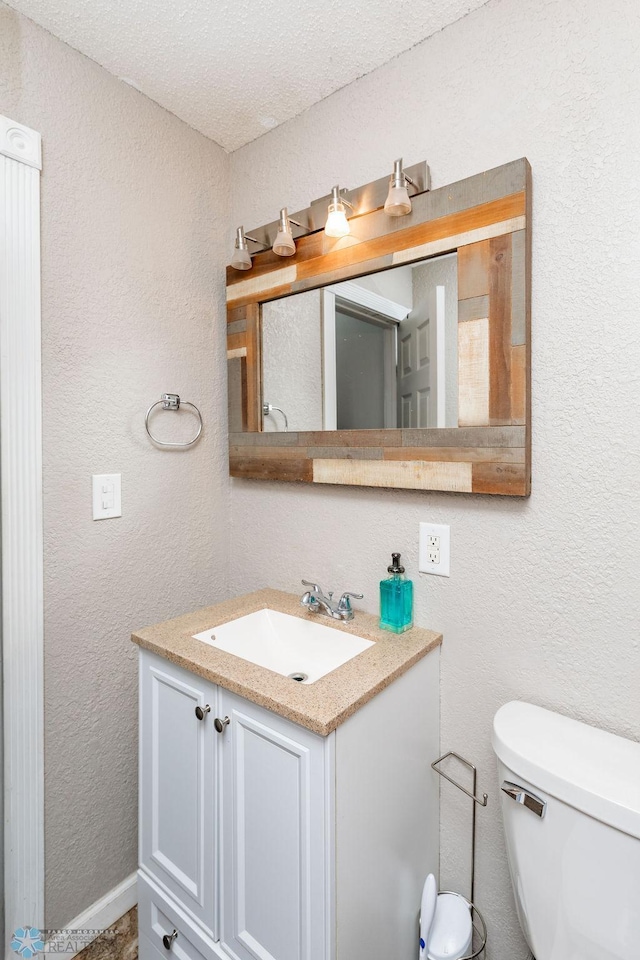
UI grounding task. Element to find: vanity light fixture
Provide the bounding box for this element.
[324,186,354,238]
[272,209,296,257]
[231,226,268,271]
[229,162,429,268]
[271,207,313,257]
[384,158,416,217]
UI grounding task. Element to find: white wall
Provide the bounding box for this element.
[0,3,230,926]
[354,265,413,311]
[262,290,323,431]
[229,1,640,956]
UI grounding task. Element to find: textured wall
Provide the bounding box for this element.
[354,266,413,310]
[0,4,229,926]
[262,290,323,432]
[229,1,640,956]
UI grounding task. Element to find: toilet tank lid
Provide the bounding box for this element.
[493,701,640,840]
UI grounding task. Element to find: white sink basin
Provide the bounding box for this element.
[192,608,374,683]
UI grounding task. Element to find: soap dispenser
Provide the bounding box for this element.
[379,552,413,633]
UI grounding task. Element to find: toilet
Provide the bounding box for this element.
[492,701,640,960]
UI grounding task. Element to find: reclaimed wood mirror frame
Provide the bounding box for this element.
[226,158,531,496]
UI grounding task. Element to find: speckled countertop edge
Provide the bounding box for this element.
[131,588,442,736]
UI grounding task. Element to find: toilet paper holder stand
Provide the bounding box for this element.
[431,751,489,959]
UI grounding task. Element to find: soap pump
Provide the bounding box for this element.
[379,552,413,633]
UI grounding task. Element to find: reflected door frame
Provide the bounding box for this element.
[322,282,408,431]
[433,285,446,428]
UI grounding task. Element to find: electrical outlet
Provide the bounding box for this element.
[419,523,450,576]
[426,535,440,565]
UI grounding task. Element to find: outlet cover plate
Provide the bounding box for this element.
[419,522,450,577]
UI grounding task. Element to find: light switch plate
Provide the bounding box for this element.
[92,473,121,520]
[419,522,450,577]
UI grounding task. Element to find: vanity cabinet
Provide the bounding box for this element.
[138,646,439,960]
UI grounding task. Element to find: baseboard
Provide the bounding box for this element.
[46,873,137,958]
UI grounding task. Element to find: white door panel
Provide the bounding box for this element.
[397,284,446,428]
[220,691,330,960]
[139,651,218,938]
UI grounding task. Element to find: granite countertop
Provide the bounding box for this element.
[131,588,441,736]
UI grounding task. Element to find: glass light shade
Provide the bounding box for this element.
[384,183,412,217]
[325,201,350,238]
[231,246,252,270]
[273,227,296,257]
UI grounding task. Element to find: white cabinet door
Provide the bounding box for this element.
[139,651,218,939]
[219,690,332,960]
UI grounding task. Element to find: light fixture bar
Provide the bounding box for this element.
[244,232,269,249]
[288,217,311,231]
[242,160,429,251]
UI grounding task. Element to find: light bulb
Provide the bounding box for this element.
[272,208,296,257]
[325,188,351,238]
[231,226,252,271]
[384,183,412,217]
[273,229,296,256]
[325,203,350,238]
[384,159,413,217]
[231,247,252,270]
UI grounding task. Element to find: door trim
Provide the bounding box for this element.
[324,280,409,322]
[0,116,44,936]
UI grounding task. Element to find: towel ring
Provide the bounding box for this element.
[145,393,203,448]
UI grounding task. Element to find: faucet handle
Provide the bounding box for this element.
[302,580,322,594]
[337,590,364,610]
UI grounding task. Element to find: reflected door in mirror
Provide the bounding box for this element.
[260,252,458,433]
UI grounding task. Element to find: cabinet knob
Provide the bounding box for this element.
[214,715,230,733]
[162,929,178,950]
[195,704,211,721]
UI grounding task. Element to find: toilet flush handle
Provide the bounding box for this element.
[501,781,546,818]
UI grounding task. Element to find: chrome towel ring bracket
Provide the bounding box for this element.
[145,393,203,448]
[263,401,288,432]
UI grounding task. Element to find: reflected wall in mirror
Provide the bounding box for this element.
[227,159,531,496]
[261,253,458,433]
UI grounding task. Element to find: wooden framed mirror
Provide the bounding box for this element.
[227,158,531,496]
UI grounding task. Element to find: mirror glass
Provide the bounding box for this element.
[261,252,458,432]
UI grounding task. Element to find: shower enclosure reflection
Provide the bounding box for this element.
[260,252,458,433]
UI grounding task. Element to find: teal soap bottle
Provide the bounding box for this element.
[379,552,413,633]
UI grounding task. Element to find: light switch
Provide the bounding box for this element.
[92,474,121,520]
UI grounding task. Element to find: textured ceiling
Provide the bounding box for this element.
[6,0,489,151]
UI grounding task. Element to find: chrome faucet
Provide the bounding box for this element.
[300,580,363,622]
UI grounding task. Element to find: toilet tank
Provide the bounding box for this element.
[492,701,640,960]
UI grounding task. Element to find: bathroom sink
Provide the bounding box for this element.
[192,608,374,683]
